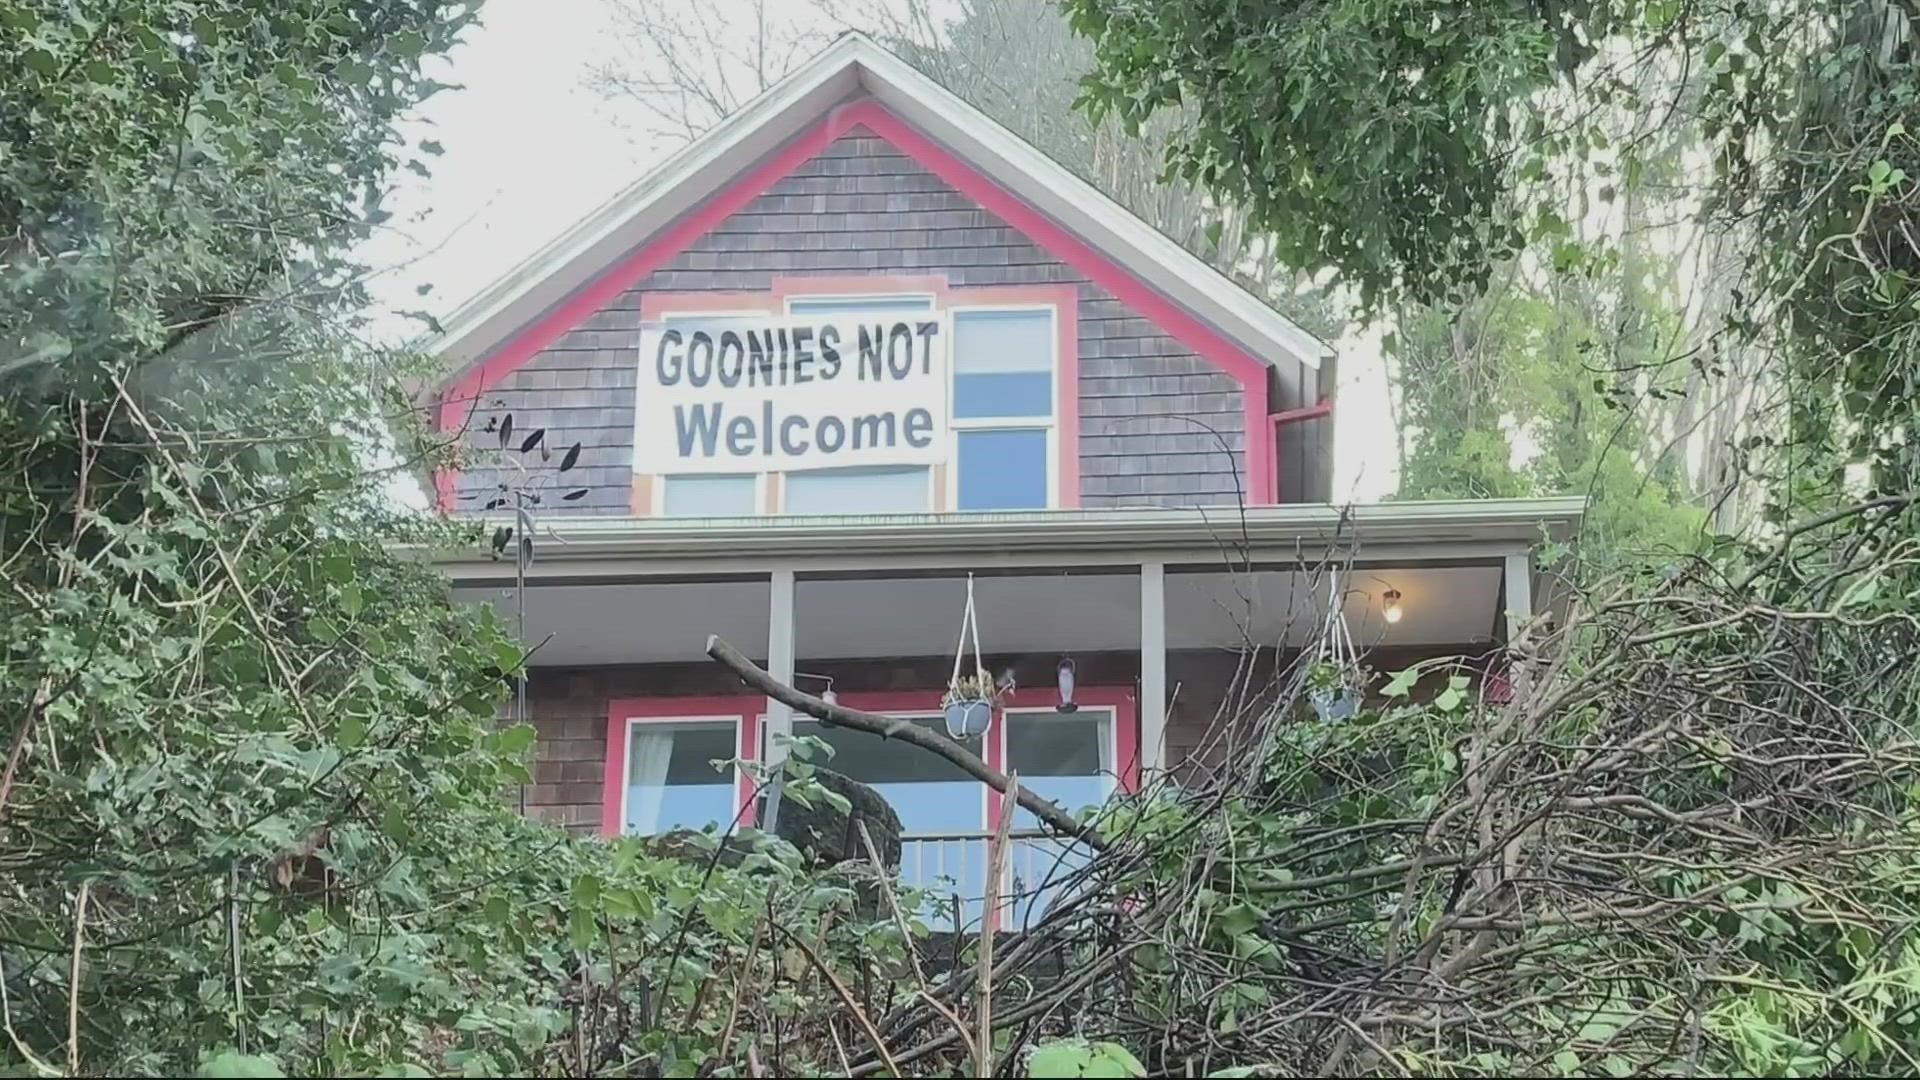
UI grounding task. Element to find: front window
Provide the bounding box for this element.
[1003,706,1113,927]
[790,714,983,833]
[622,718,738,835]
[1005,706,1115,826]
[615,692,1130,930]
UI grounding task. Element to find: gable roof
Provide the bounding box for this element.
[427,32,1334,385]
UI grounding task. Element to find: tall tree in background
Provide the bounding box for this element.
[1065,0,1915,533]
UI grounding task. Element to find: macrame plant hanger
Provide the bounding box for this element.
[1310,569,1363,721]
[943,573,994,739]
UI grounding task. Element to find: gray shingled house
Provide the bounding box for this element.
[419,34,1580,923]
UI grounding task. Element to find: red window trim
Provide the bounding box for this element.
[599,695,761,839]
[435,99,1276,510]
[635,276,1079,512]
[600,685,1137,839]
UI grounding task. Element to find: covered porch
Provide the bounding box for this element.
[437,500,1580,925]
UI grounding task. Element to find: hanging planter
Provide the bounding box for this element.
[1308,570,1367,723]
[1308,671,1363,722]
[942,674,996,740]
[942,574,999,740]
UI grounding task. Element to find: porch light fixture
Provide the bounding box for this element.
[1382,588,1404,625]
[1055,656,1079,713]
[795,672,837,706]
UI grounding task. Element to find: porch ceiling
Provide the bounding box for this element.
[450,564,1503,666]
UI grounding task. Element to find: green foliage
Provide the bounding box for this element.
[1065,0,1564,311]
[0,3,898,1075]
[0,0,474,391]
[1028,1038,1147,1077]
[1390,267,1707,562]
[1065,0,1920,512]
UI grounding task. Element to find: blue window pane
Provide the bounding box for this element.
[662,474,757,516]
[957,430,1048,510]
[785,466,930,514]
[626,722,737,835]
[788,295,936,315]
[634,782,734,835]
[954,309,1053,374]
[955,372,1052,419]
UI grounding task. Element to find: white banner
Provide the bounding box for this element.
[634,312,949,475]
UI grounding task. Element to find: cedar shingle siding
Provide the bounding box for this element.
[448,131,1252,514]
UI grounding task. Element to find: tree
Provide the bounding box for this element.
[1064,0,1918,517]
[586,0,834,142]
[0,5,869,1074]
[1389,257,1712,560]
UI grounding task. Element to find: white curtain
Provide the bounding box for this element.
[627,728,675,835]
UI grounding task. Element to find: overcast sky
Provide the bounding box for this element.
[359,0,1397,503]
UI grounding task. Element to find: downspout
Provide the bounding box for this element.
[1268,397,1334,502]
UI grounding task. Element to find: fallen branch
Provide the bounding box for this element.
[705,635,1107,850]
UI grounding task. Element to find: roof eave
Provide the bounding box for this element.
[413,498,1585,574]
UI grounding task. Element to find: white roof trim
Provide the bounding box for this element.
[414,499,1585,578]
[428,32,1333,380]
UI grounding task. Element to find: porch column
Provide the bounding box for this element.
[1502,550,1534,641]
[1139,561,1167,774]
[1503,550,1536,699]
[765,569,796,765]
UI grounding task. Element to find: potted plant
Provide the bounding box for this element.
[942,574,997,740]
[942,671,997,739]
[1307,661,1363,723]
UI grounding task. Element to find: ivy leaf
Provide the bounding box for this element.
[198,1051,285,1078]
[497,724,536,756]
[568,904,595,951]
[1382,667,1419,698]
[1837,573,1880,609]
[558,442,581,472]
[483,895,510,925]
[518,428,544,454]
[1029,1038,1147,1078]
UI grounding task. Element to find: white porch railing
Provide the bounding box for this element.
[899,831,1094,931]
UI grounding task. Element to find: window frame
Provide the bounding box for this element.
[783,293,940,315]
[945,302,1061,512]
[779,464,938,517]
[998,701,1121,819]
[636,279,1080,516]
[601,697,759,838]
[778,292,943,514]
[774,708,993,837]
[653,472,767,518]
[603,687,1137,838]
